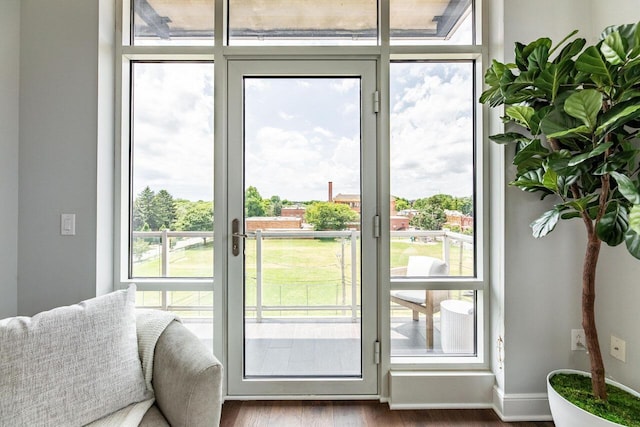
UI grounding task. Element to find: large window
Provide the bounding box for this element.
[117,0,483,368]
[389,61,477,358]
[130,62,214,279]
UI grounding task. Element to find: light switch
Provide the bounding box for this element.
[61,213,76,236]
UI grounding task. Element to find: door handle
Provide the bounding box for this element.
[232,218,246,256]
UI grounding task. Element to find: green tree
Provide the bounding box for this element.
[457,196,473,215]
[153,189,177,230]
[174,201,214,231]
[305,202,358,231]
[414,194,457,211]
[245,186,266,217]
[133,186,156,231]
[174,200,214,243]
[269,195,283,216]
[393,196,410,212]
[410,205,446,230]
[132,238,150,261]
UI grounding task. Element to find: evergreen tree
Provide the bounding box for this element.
[133,186,156,231]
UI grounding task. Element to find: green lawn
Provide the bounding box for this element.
[134,237,474,317]
[133,240,214,277]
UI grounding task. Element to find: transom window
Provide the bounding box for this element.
[130,0,476,46]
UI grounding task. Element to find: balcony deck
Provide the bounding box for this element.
[182,315,445,376]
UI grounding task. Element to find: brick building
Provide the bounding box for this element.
[245,216,302,231]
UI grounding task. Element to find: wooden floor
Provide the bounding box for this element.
[220,400,555,426]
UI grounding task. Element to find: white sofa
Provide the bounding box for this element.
[0,285,223,427]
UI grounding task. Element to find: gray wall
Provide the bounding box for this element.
[0,0,20,319]
[17,0,113,316]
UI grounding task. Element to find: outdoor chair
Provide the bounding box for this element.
[390,256,450,349]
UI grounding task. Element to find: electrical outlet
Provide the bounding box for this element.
[611,336,626,362]
[571,329,586,351]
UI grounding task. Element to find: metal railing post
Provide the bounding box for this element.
[459,238,464,274]
[350,230,357,322]
[256,229,263,322]
[161,229,169,277]
[341,237,346,315]
[442,229,451,268]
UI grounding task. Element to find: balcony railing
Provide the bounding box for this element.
[132,229,473,320]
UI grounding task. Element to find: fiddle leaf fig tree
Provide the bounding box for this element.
[480,22,640,402]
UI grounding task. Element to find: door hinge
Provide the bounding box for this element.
[374,340,380,364]
[373,215,381,238]
[373,91,379,113]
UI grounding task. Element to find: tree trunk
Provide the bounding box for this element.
[583,230,607,401]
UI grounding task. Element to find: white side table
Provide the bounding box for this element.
[440,299,474,353]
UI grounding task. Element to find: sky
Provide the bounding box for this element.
[131,18,475,203]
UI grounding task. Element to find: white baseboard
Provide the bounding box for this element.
[389,371,495,409]
[492,385,553,421]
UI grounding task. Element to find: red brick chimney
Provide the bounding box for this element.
[328,181,333,202]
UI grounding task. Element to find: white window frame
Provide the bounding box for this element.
[114,0,489,394]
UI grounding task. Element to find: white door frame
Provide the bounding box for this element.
[226,59,378,396]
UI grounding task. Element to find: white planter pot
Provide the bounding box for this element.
[547,369,640,427]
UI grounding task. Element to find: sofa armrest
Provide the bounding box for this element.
[152,321,223,427]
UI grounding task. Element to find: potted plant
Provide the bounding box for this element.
[479,21,640,424]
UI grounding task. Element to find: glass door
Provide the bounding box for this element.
[227,60,378,395]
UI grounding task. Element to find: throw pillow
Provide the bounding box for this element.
[0,284,149,426]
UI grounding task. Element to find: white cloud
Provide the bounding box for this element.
[331,78,359,94]
[313,127,334,137]
[279,111,295,120]
[390,63,474,199]
[132,63,214,200]
[133,62,475,203]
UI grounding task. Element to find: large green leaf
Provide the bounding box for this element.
[513,139,549,165]
[489,132,531,144]
[624,228,640,259]
[600,31,628,65]
[546,150,581,176]
[576,46,613,86]
[568,141,613,166]
[529,106,553,135]
[629,204,640,235]
[530,207,561,238]
[505,106,535,129]
[567,194,600,213]
[528,44,550,71]
[534,61,574,103]
[564,89,603,130]
[596,102,640,136]
[601,22,639,50]
[539,108,584,138]
[611,171,640,204]
[557,174,580,197]
[515,38,552,71]
[516,156,545,175]
[542,168,559,193]
[552,37,586,63]
[620,88,640,103]
[511,169,553,195]
[546,125,590,139]
[596,201,628,246]
[479,60,509,106]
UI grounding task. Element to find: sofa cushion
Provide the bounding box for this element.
[138,405,170,427]
[0,284,149,426]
